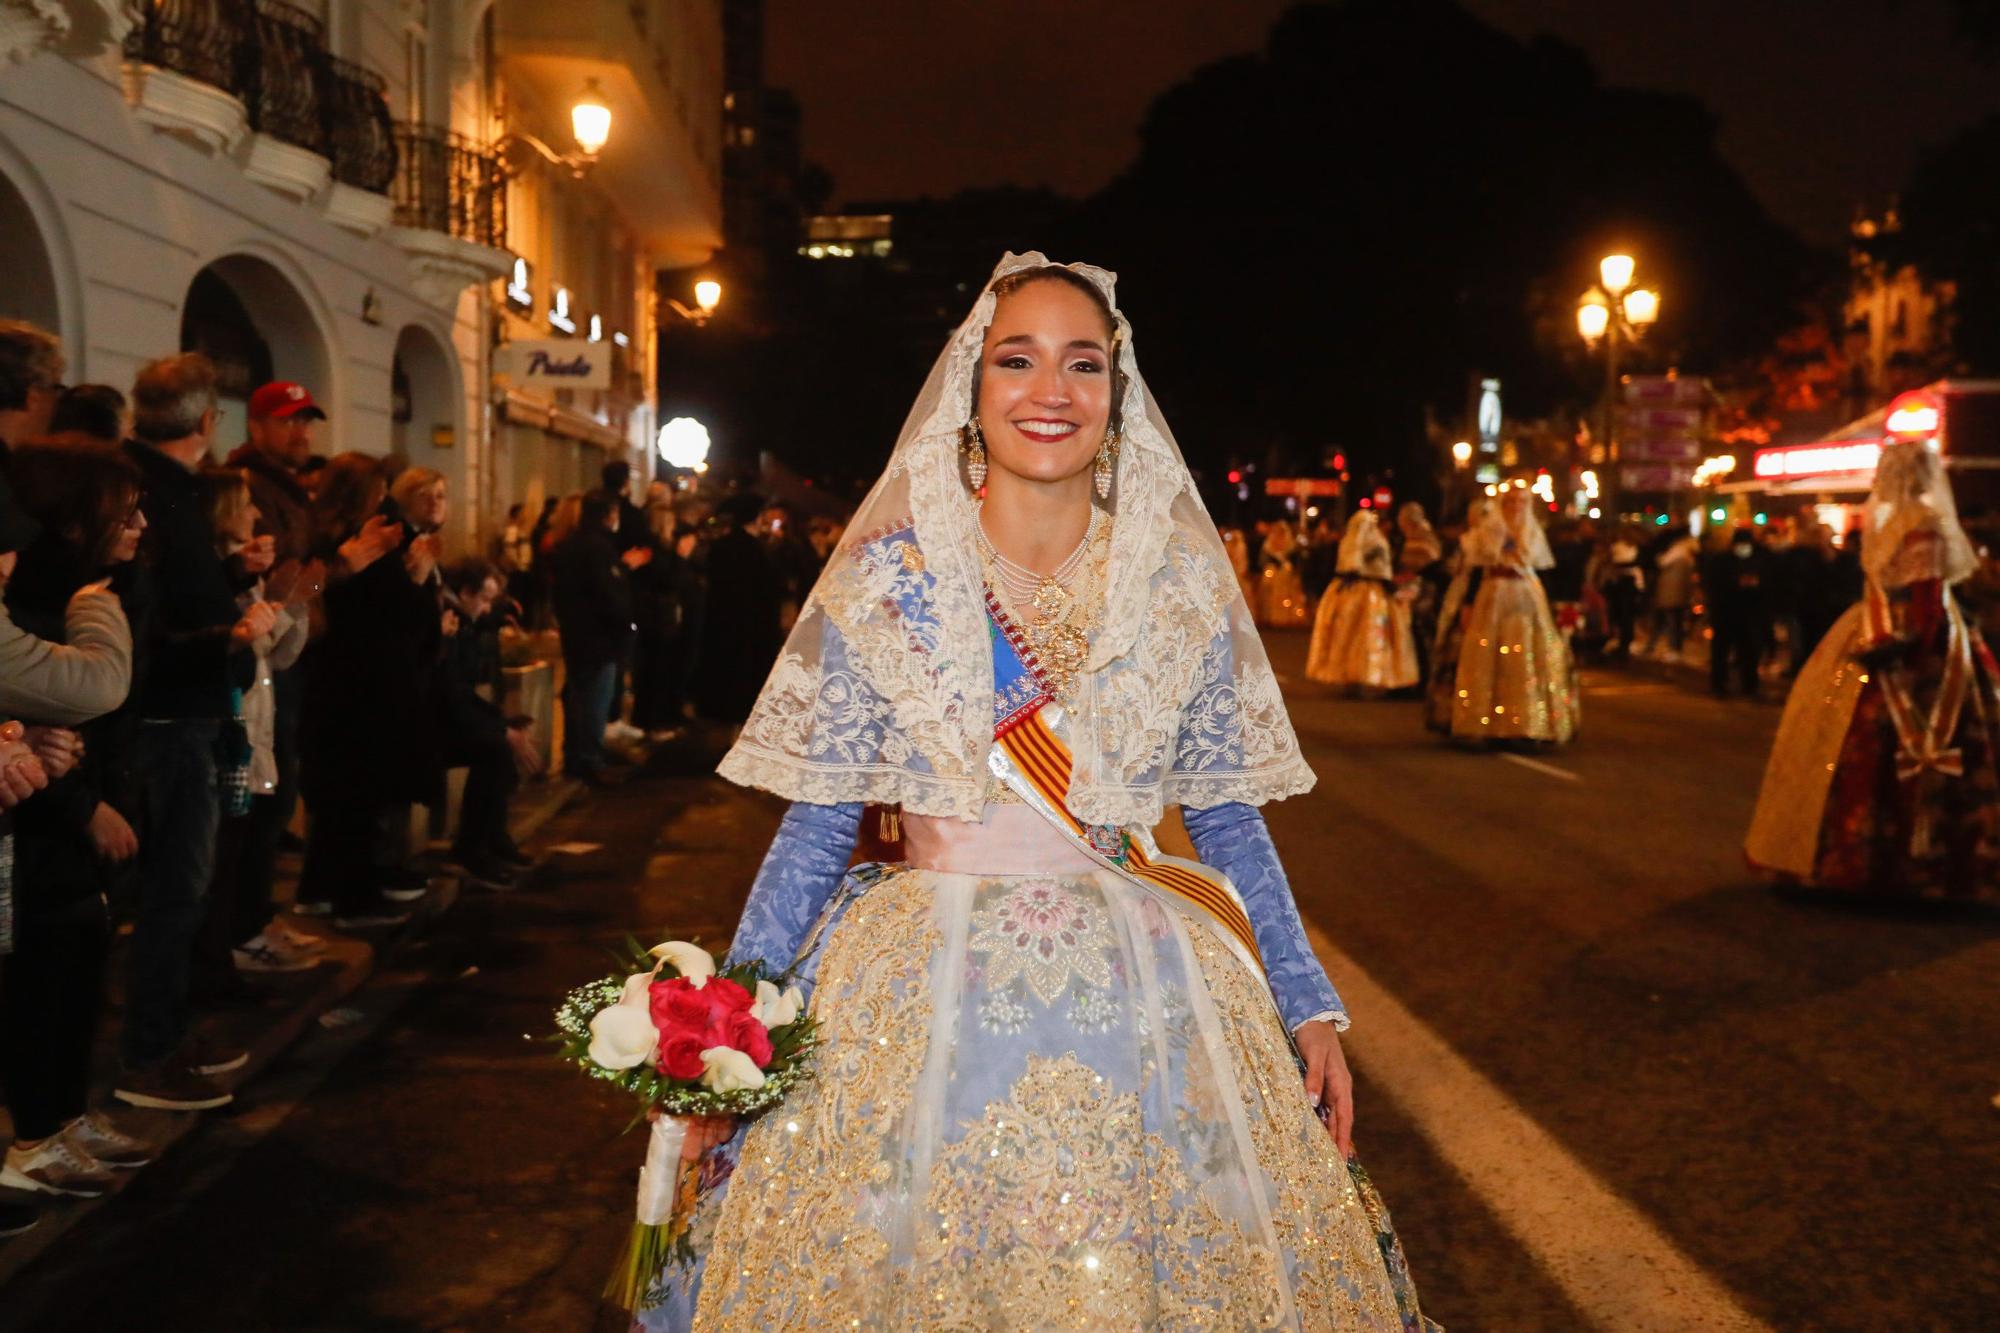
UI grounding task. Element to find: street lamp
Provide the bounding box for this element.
[657,415,711,473]
[1576,253,1662,478]
[1452,440,1474,466]
[569,79,612,159]
[498,80,615,178]
[665,279,723,325]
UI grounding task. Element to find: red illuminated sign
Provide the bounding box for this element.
[1752,441,1882,482]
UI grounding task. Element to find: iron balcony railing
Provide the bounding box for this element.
[391,125,508,251]
[124,0,243,91]
[323,56,397,193]
[124,0,399,194]
[242,0,325,153]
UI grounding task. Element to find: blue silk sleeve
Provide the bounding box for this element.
[725,801,864,970]
[1181,801,1348,1032]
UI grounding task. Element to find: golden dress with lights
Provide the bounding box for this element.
[1258,524,1312,630]
[634,255,1437,1332]
[1305,512,1419,691]
[1441,498,1578,746]
[1745,443,2000,897]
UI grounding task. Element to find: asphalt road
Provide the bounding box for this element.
[4,633,1996,1331]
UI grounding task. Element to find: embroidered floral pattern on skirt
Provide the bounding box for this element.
[638,867,1432,1332]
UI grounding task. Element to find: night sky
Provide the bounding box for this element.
[767,0,2000,243]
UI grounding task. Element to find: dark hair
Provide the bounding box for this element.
[131,352,219,442]
[988,266,1116,337]
[580,489,617,533]
[0,320,63,412]
[445,556,501,596]
[311,452,387,549]
[602,459,632,493]
[7,442,142,565]
[49,384,126,444]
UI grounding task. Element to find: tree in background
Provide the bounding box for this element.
[1900,112,2000,376]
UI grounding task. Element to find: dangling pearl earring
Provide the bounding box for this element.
[1094,424,1118,501]
[964,419,987,492]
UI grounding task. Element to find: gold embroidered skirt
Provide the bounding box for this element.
[1445,573,1579,745]
[641,866,1425,1331]
[1306,579,1419,690]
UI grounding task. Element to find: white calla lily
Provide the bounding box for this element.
[750,979,804,1030]
[587,1002,660,1070]
[649,940,716,988]
[698,1045,767,1093]
[619,971,657,1008]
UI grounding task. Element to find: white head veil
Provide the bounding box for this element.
[1335,509,1390,577]
[1498,489,1556,571]
[1458,497,1506,567]
[718,252,1312,826]
[1864,441,1978,588]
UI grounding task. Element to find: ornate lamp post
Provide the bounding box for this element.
[1575,254,1661,481]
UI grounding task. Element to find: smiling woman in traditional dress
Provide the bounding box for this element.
[1746,441,2000,898]
[634,254,1435,1331]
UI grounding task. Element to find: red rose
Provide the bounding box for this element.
[656,1030,706,1081]
[650,977,713,1032]
[702,977,754,1017]
[718,1010,774,1068]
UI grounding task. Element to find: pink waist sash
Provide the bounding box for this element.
[901,803,1104,876]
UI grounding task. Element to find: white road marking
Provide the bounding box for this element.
[1501,752,1581,782]
[1306,921,1769,1332]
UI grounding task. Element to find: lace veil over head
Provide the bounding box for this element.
[1335,510,1388,576]
[1864,441,1978,589]
[718,252,1313,827]
[1497,489,1556,571]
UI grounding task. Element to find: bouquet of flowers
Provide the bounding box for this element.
[555,937,817,1309]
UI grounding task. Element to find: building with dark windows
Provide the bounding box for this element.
[0,0,721,551]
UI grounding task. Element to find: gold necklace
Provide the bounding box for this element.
[977,508,1108,698]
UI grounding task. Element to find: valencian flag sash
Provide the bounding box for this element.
[983,589,1269,981]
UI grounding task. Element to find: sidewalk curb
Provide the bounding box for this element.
[0,775,587,1289]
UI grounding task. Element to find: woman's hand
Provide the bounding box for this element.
[1295,1018,1355,1156]
[88,802,138,862]
[22,725,84,779]
[0,723,47,809]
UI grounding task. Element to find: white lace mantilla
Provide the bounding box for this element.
[718,252,1314,828]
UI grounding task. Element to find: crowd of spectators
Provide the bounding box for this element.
[0,317,825,1241]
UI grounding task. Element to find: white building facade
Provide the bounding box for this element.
[0,0,721,553]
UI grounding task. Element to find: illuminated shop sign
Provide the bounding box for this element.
[1752,441,1881,481]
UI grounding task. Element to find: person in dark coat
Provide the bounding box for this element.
[0,443,159,1191]
[438,559,536,886]
[551,490,635,785]
[1701,526,1775,700]
[630,503,697,738]
[116,355,274,1107]
[295,454,433,925]
[692,493,783,725]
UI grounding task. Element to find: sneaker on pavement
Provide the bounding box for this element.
[0,1199,38,1238]
[380,882,430,904]
[490,844,534,872]
[113,1061,235,1112]
[605,720,644,743]
[333,898,413,929]
[646,726,684,743]
[266,918,328,954]
[180,1036,248,1076]
[63,1113,153,1170]
[232,938,318,974]
[1,1137,117,1198]
[291,897,333,917]
[454,855,521,892]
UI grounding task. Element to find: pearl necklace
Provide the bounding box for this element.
[976,507,1105,697]
[976,508,1100,622]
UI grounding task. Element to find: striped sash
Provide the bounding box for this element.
[985,591,1268,981]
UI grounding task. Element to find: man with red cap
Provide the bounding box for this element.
[226,381,323,566]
